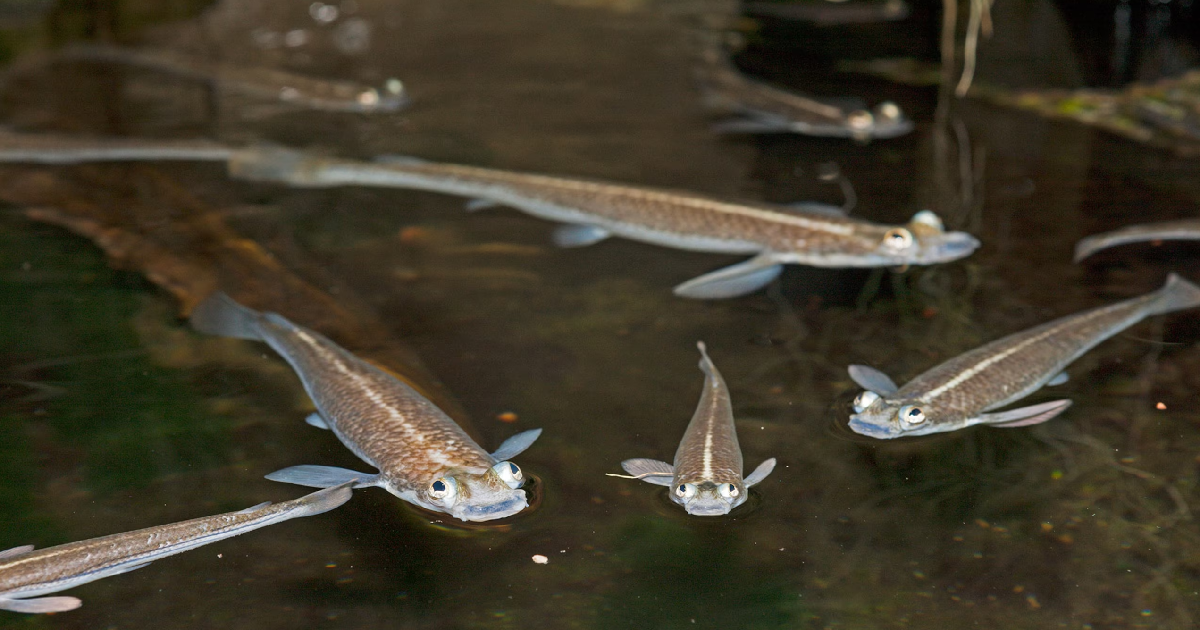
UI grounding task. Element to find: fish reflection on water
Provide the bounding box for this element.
[0,484,352,614]
[190,293,541,522]
[848,274,1200,439]
[613,342,775,516]
[228,146,977,299]
[1075,218,1200,261]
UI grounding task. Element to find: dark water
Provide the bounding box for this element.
[3,0,1200,628]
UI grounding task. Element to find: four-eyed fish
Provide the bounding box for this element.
[847,274,1200,439]
[611,342,776,515]
[1075,218,1200,262]
[190,292,542,522]
[226,146,979,299]
[0,484,352,614]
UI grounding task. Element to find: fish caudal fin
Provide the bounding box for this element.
[266,465,378,489]
[190,292,265,341]
[1145,273,1200,317]
[0,596,83,614]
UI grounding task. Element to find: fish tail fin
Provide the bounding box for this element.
[190,292,265,341]
[1146,273,1200,317]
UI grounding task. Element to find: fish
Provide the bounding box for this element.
[226,146,979,299]
[0,127,234,164]
[611,342,776,516]
[1075,219,1200,262]
[743,0,910,26]
[846,273,1200,439]
[190,292,541,522]
[0,483,352,614]
[695,46,913,141]
[50,44,409,114]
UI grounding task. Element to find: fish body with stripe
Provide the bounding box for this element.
[0,484,352,614]
[695,46,913,141]
[616,343,775,515]
[1075,218,1200,261]
[190,293,541,522]
[847,274,1200,439]
[227,146,979,299]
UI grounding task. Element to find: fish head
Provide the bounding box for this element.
[357,78,410,112]
[670,480,746,516]
[849,389,953,439]
[865,211,980,266]
[416,461,531,522]
[845,102,915,140]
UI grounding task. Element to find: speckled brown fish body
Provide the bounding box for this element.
[228,146,978,299]
[0,484,351,614]
[616,343,775,516]
[1075,218,1200,261]
[0,128,234,163]
[849,274,1200,438]
[190,292,540,521]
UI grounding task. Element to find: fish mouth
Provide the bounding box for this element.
[848,415,901,439]
[452,493,529,522]
[684,501,733,517]
[916,232,981,264]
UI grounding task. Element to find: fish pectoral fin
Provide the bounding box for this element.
[980,399,1073,428]
[465,198,499,212]
[491,428,543,460]
[0,596,83,614]
[551,224,611,248]
[266,465,379,489]
[673,255,783,300]
[304,413,331,430]
[1046,372,1069,387]
[847,365,899,396]
[743,458,777,487]
[0,544,34,559]
[616,458,675,486]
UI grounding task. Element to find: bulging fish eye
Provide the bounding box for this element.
[493,461,524,489]
[898,405,926,425]
[853,390,881,413]
[909,210,944,232]
[846,110,874,130]
[718,483,739,499]
[427,477,458,505]
[882,228,914,251]
[676,483,697,499]
[385,78,405,95]
[877,101,901,121]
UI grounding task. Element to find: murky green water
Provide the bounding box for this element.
[3,0,1200,628]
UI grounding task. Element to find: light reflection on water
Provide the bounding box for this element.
[2,0,1200,628]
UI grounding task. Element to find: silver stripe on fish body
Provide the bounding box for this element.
[190,292,542,522]
[226,146,979,300]
[1075,218,1200,262]
[847,274,1200,439]
[613,342,775,516]
[0,484,352,614]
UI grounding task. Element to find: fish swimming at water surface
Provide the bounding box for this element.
[846,274,1200,439]
[694,45,913,141]
[612,342,776,515]
[226,146,978,299]
[190,292,541,522]
[32,44,409,114]
[1075,219,1200,261]
[0,484,352,614]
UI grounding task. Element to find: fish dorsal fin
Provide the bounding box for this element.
[980,399,1073,428]
[491,429,543,461]
[0,596,83,614]
[847,365,898,395]
[0,545,34,559]
[743,458,777,487]
[612,459,675,486]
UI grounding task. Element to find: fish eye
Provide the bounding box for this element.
[899,405,926,425]
[427,477,458,505]
[878,101,901,120]
[846,110,874,130]
[385,78,404,95]
[718,483,739,499]
[909,210,944,232]
[882,228,914,251]
[853,390,880,413]
[493,461,524,488]
[675,483,697,499]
